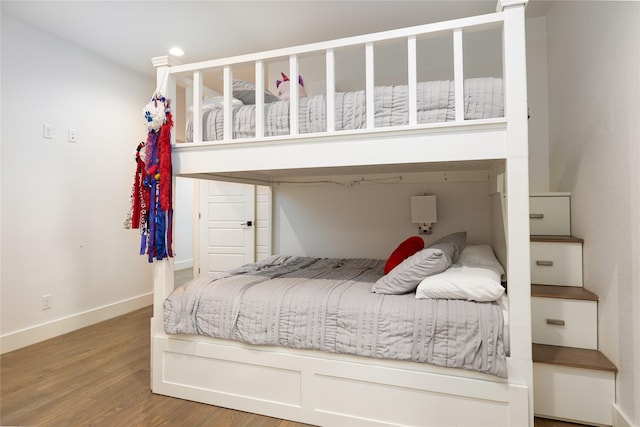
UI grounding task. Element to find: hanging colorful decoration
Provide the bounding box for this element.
[125,92,173,262]
[124,141,148,231]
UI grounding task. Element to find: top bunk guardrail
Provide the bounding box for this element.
[154,0,528,149]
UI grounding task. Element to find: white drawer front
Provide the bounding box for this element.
[529,196,571,236]
[534,363,614,426]
[531,297,597,349]
[530,242,583,286]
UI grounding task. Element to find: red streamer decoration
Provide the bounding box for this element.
[158,110,173,211]
[131,142,147,229]
[127,94,173,262]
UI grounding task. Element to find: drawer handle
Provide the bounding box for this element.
[536,260,554,267]
[546,319,565,326]
[530,213,545,219]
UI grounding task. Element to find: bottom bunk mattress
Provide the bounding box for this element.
[164,255,507,378]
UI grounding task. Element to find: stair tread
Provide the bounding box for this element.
[531,235,584,244]
[531,284,599,301]
[533,344,617,373]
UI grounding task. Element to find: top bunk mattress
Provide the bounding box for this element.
[164,255,507,377]
[186,77,503,142]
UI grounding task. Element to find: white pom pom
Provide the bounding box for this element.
[142,98,166,131]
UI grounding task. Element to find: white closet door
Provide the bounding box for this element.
[199,180,256,275]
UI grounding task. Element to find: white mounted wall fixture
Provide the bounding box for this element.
[411,195,437,234]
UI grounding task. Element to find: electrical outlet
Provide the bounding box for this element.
[418,224,433,234]
[42,294,52,310]
[68,128,77,143]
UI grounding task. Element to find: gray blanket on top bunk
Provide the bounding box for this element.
[164,255,507,378]
[186,77,503,141]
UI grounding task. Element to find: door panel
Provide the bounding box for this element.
[199,180,255,275]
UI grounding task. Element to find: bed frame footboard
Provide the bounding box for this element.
[151,321,529,427]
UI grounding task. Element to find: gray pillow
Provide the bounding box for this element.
[232,80,279,105]
[371,244,455,295]
[429,231,467,263]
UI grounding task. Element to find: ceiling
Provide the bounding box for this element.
[1,1,549,78]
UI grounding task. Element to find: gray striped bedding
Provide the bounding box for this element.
[186,77,503,142]
[164,255,507,377]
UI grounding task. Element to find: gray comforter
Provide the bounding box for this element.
[164,256,507,377]
[186,77,503,142]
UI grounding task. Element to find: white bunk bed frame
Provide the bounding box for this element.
[150,1,533,425]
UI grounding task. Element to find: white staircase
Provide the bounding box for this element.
[529,192,617,426]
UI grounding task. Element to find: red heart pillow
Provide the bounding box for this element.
[384,236,425,274]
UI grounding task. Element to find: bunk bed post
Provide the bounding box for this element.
[498,0,533,424]
[150,55,178,319]
[150,56,178,390]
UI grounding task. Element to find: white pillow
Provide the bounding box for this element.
[457,244,505,275]
[233,80,279,104]
[415,264,505,302]
[187,96,244,112]
[203,96,244,109]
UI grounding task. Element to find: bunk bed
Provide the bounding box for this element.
[150,1,533,425]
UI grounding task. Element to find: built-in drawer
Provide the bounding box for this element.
[533,344,617,426]
[534,363,615,426]
[530,239,583,287]
[529,193,571,236]
[531,296,597,349]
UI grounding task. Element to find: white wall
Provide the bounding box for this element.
[546,2,640,425]
[174,177,194,270]
[525,16,550,193]
[0,15,156,352]
[273,175,492,259]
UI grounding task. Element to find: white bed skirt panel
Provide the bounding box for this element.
[151,320,529,427]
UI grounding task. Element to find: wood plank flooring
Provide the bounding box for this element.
[1,306,305,427]
[1,305,588,426]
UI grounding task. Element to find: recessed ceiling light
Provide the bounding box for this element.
[169,47,184,57]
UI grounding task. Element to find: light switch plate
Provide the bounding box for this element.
[43,124,54,139]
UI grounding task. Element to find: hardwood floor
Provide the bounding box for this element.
[1,305,588,427]
[0,306,305,427]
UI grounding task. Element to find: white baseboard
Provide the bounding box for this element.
[613,403,637,427]
[0,293,153,354]
[174,258,193,271]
